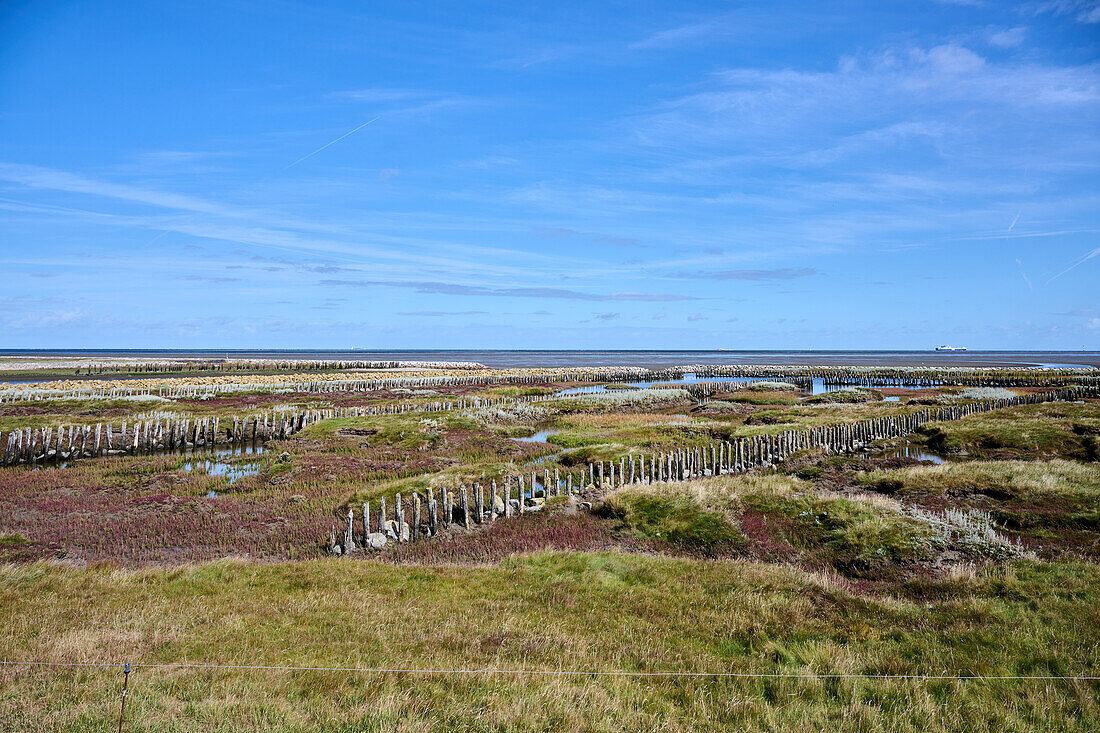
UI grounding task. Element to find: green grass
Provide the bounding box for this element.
[917,402,1100,460]
[859,460,1100,505]
[600,489,746,550]
[807,388,882,404]
[743,492,931,578]
[4,375,1100,729]
[600,474,933,579]
[855,460,1100,555]
[0,555,1097,731]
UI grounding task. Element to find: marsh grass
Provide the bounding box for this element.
[597,475,936,578]
[2,374,1100,729]
[600,488,746,552]
[917,402,1100,460]
[807,388,882,404]
[0,555,1097,731]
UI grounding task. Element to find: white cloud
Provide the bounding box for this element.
[629,45,1100,169]
[986,26,1028,48]
[1030,1,1100,23]
[327,88,423,103]
[630,19,738,50]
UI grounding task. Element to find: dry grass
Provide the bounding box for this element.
[0,554,1097,731]
[860,460,1100,504]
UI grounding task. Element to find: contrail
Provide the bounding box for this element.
[1046,246,1100,285]
[285,117,380,170]
[1015,258,1032,291]
[1008,209,1021,231]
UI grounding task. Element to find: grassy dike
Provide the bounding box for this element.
[0,553,1098,732]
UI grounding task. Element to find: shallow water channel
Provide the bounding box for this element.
[556,373,938,397]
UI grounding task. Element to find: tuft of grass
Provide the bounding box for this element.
[600,488,745,551]
[807,388,881,404]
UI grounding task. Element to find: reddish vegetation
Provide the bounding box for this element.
[174,393,319,410]
[736,508,801,561]
[0,405,48,417]
[384,510,671,564]
[0,417,555,565]
[0,461,335,565]
[879,387,942,397]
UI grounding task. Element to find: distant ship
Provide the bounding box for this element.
[935,345,967,352]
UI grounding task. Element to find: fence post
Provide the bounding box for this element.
[118,661,131,733]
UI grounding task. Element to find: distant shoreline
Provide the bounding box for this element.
[2,349,1098,369]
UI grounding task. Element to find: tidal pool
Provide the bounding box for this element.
[178,444,266,493]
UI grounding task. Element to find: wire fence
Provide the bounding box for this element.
[5,658,1095,729]
[2,659,1097,680]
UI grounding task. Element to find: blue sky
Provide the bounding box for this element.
[1,0,1098,349]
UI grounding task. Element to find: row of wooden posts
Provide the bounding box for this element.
[0,408,345,467]
[8,362,1094,403]
[5,373,1097,469]
[330,474,572,553]
[0,366,675,402]
[328,384,1098,553]
[0,380,769,467]
[69,359,485,375]
[0,384,668,467]
[0,391,578,467]
[685,364,1099,388]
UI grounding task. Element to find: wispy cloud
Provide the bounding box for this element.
[678,268,816,281]
[533,226,643,248]
[326,88,422,103]
[0,162,595,279]
[319,279,700,301]
[184,275,242,283]
[398,310,490,316]
[0,162,237,216]
[630,18,739,50]
[1016,259,1033,290]
[634,45,1099,154]
[986,26,1028,48]
[1028,0,1100,23]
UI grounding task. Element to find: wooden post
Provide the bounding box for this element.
[429,496,438,537]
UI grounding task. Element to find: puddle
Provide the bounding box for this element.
[21,440,267,473]
[179,444,266,492]
[866,442,945,464]
[516,429,563,474]
[513,428,560,443]
[557,384,613,396]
